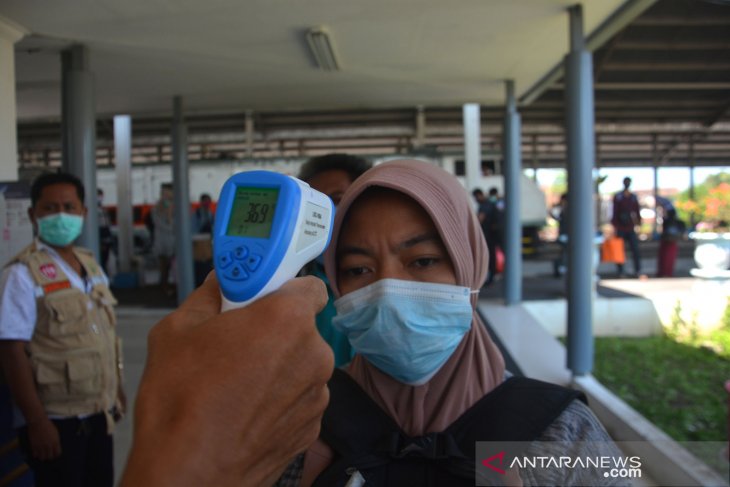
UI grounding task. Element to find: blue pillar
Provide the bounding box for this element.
[172,96,195,303]
[689,137,696,228]
[503,80,522,305]
[61,45,99,258]
[565,5,595,376]
[652,135,659,236]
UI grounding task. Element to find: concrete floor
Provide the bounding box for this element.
[113,307,172,486]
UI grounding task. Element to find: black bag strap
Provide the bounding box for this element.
[445,376,586,445]
[315,369,405,486]
[315,371,586,487]
[319,369,404,458]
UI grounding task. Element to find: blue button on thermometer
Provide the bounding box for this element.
[214,171,334,311]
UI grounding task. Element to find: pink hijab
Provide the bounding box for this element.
[301,159,506,485]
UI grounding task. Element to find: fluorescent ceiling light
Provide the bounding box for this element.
[306,27,341,72]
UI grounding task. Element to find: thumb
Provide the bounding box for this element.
[275,276,328,316]
[172,272,222,329]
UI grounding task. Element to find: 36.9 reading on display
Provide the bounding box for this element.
[226,187,279,238]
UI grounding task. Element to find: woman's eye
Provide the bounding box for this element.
[412,257,438,268]
[344,266,370,277]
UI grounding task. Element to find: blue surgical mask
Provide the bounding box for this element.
[332,278,474,385]
[37,213,84,247]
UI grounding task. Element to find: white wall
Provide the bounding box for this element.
[0,18,26,181]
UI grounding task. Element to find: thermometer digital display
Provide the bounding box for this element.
[214,171,334,311]
[226,187,278,238]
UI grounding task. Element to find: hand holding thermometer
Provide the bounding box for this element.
[213,171,334,311]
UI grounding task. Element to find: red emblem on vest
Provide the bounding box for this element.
[39,263,57,280]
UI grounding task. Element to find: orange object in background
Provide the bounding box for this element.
[495,247,505,274]
[600,236,626,264]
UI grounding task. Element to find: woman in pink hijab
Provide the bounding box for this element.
[277,159,621,487]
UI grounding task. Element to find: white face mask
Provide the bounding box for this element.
[332,278,475,385]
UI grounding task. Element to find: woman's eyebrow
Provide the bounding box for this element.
[398,233,441,250]
[337,245,373,258]
[338,233,441,258]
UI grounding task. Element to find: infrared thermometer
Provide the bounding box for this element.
[213,171,334,311]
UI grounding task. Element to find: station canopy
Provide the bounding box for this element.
[4,0,729,169]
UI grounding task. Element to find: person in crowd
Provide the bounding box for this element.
[476,187,503,286]
[656,208,686,277]
[277,159,624,486]
[192,193,215,234]
[97,188,115,274]
[119,274,333,487]
[550,192,569,278]
[0,172,126,487]
[151,183,176,295]
[298,153,373,207]
[471,188,485,207]
[191,193,215,287]
[611,177,642,278]
[298,153,372,367]
[143,208,155,252]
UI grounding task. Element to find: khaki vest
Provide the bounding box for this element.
[8,242,122,432]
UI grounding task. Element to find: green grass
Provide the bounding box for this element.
[593,335,730,442]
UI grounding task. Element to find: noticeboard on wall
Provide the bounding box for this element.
[0,181,33,267]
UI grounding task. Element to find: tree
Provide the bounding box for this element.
[675,172,730,229]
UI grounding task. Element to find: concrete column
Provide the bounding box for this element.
[463,104,481,193]
[503,80,522,305]
[414,106,426,149]
[114,115,133,273]
[652,135,659,236]
[0,18,26,181]
[172,96,195,303]
[689,136,696,228]
[564,5,596,376]
[245,110,254,158]
[531,134,539,182]
[62,45,99,258]
[653,166,659,236]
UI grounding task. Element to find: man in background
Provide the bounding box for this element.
[298,153,372,366]
[0,172,125,487]
[192,193,215,287]
[611,177,642,278]
[477,187,504,286]
[151,183,175,295]
[97,188,114,274]
[192,193,215,234]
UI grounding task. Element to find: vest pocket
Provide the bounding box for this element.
[34,359,68,403]
[67,353,103,397]
[33,352,102,403]
[45,295,90,336]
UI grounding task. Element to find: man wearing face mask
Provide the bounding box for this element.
[151,182,176,296]
[0,172,125,487]
[298,153,372,367]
